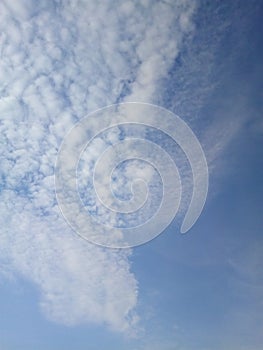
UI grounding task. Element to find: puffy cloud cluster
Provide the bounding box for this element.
[0,0,196,332]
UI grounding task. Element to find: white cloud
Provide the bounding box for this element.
[0,0,196,333]
[0,190,138,333]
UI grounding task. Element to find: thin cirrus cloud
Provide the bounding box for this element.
[0,0,197,333]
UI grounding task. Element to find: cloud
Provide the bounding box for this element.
[0,0,196,333]
[0,191,138,333]
[159,0,263,174]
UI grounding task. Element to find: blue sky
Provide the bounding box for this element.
[0,0,263,349]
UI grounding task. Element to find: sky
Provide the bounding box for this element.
[0,0,263,349]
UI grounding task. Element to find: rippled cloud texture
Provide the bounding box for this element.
[0,0,196,333]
